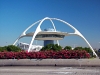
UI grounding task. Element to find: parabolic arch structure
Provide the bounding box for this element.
[13,17,98,57]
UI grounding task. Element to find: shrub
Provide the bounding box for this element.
[0,50,90,59]
[0,46,7,52]
[64,46,72,50]
[83,47,92,53]
[7,45,21,52]
[74,47,83,50]
[41,44,62,51]
[52,44,62,51]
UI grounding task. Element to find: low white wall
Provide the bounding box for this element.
[0,59,100,66]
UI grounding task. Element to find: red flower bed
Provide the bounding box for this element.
[0,50,90,59]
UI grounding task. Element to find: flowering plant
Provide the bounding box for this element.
[0,50,90,59]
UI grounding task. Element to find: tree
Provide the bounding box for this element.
[83,47,92,53]
[0,46,7,52]
[64,46,72,50]
[41,44,62,51]
[74,47,83,50]
[41,44,53,51]
[7,45,21,52]
[52,44,62,51]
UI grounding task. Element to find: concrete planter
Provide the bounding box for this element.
[0,59,100,66]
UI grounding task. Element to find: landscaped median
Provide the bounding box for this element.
[0,45,99,66]
[0,50,97,66]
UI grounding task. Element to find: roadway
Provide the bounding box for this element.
[0,66,100,75]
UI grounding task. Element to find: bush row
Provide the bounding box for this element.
[0,50,90,59]
[0,45,21,52]
[41,44,93,53]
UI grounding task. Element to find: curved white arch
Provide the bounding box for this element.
[13,17,97,57]
[28,18,46,52]
[13,17,60,52]
[47,18,59,45]
[13,19,42,45]
[51,18,97,57]
[28,17,59,52]
[49,18,56,31]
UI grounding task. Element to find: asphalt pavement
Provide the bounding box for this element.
[0,66,100,75]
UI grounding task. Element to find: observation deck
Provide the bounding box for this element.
[25,31,68,40]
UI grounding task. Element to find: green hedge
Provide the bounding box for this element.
[0,45,21,52]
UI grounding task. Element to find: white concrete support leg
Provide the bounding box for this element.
[13,37,20,45]
[68,33,98,57]
[78,34,98,57]
[51,18,98,57]
[57,40,59,46]
[13,20,41,46]
[28,17,49,52]
[28,27,41,52]
[49,18,59,46]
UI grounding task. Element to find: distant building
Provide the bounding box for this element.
[17,42,42,52]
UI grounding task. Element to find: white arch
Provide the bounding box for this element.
[13,19,42,45]
[13,17,97,57]
[13,17,59,46]
[28,17,59,52]
[51,18,97,57]
[47,18,59,45]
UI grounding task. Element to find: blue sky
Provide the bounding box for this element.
[0,0,100,49]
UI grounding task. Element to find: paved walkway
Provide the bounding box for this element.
[0,66,100,75]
